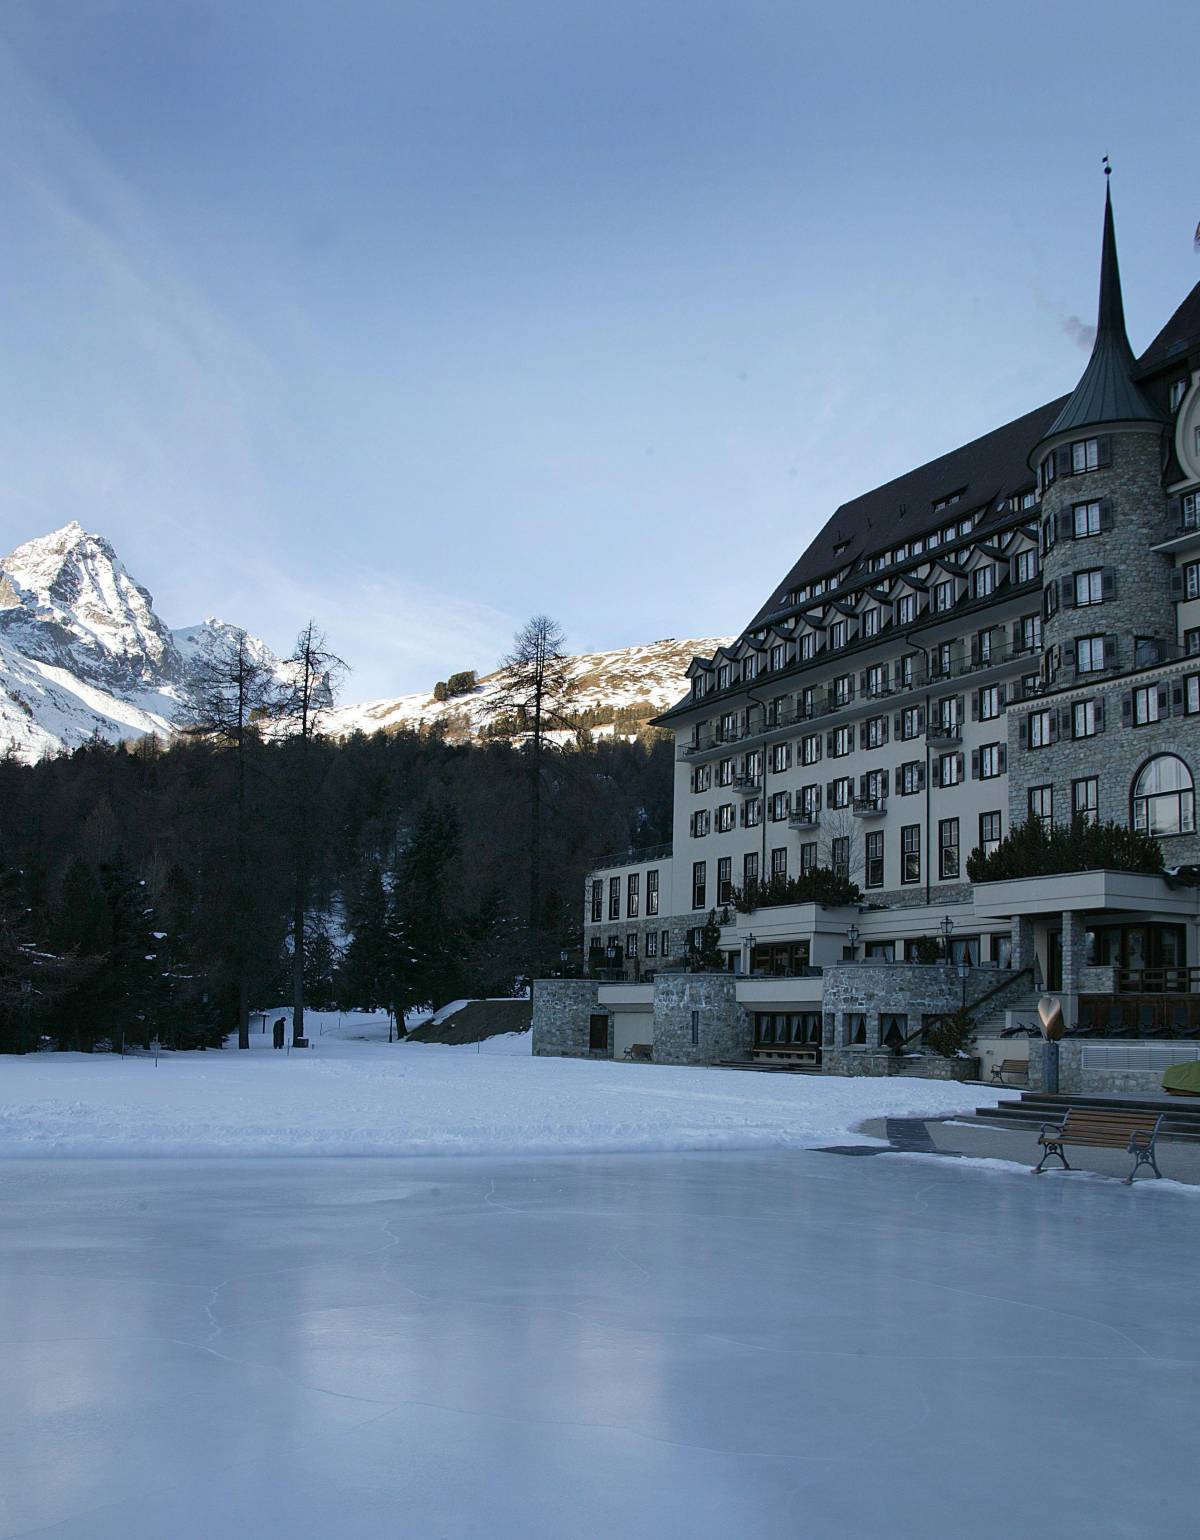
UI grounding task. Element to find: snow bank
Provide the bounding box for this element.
[0,1035,1004,1159]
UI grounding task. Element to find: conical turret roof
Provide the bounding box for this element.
[1041,180,1164,442]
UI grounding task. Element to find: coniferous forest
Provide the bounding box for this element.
[0,724,672,1053]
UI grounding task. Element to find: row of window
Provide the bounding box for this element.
[695,557,1043,700]
[688,812,1005,904]
[597,929,673,962]
[591,868,662,924]
[1041,499,1115,553]
[775,513,985,612]
[1027,755,1196,838]
[1038,435,1112,493]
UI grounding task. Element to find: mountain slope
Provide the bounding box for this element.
[0,523,726,762]
[322,635,730,743]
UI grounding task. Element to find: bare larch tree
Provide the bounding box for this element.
[486,615,577,963]
[275,620,347,1044]
[179,628,283,1049]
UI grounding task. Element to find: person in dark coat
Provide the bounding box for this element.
[273,1018,285,1049]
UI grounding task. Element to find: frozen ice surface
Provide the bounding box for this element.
[0,1151,1194,1539]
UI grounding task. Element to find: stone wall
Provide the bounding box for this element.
[652,972,747,1065]
[821,962,1027,1049]
[531,979,613,1059]
[822,1047,979,1080]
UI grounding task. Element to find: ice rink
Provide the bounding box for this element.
[1,1150,1194,1539]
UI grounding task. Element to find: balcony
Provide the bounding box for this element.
[788,809,819,830]
[851,797,887,819]
[732,775,761,796]
[926,722,962,749]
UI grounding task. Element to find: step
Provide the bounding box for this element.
[973,1093,1200,1141]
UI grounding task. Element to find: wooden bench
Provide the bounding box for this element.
[752,1043,821,1067]
[1033,1107,1164,1183]
[623,1043,653,1062]
[990,1058,1029,1086]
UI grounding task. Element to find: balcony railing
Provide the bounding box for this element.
[851,797,887,818]
[1114,966,1200,994]
[788,809,819,829]
[588,841,672,873]
[732,775,761,796]
[926,722,962,747]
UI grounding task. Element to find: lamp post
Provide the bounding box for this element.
[938,914,954,961]
[746,931,756,976]
[846,922,859,961]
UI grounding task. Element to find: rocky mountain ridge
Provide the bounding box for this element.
[0,523,726,762]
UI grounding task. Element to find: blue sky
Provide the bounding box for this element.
[0,1,1195,698]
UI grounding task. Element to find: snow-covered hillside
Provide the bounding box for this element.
[0,523,728,762]
[322,635,730,744]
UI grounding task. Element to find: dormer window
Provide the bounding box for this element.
[932,490,963,512]
[742,654,758,682]
[832,538,852,557]
[717,664,731,690]
[897,594,917,625]
[971,566,995,599]
[769,642,786,671]
[830,620,848,649]
[933,580,955,614]
[863,607,881,638]
[799,632,816,661]
[1170,378,1188,411]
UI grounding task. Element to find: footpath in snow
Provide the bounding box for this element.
[0,1012,1004,1158]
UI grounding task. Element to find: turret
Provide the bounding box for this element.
[1032,177,1172,684]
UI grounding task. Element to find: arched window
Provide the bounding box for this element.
[1131,756,1195,837]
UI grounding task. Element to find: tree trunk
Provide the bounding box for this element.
[291,863,306,1043]
[238,973,250,1051]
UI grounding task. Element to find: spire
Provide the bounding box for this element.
[1039,168,1164,444]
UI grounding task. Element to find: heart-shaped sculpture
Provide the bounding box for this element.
[1037,994,1064,1041]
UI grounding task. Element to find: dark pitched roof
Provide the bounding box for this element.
[747,396,1064,628]
[1136,279,1200,376]
[1039,183,1163,442]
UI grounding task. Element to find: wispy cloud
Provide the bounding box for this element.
[1061,314,1096,352]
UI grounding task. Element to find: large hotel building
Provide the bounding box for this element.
[533,186,1200,1091]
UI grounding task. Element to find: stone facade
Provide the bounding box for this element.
[531,979,613,1059]
[652,972,747,1065]
[820,962,1033,1050]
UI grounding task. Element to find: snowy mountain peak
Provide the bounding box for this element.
[0,521,178,690]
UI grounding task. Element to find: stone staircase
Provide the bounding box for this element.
[973,1090,1200,1143]
[972,988,1043,1039]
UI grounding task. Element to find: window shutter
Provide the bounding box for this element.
[1172,683,1185,716]
[971,748,980,779]
[1098,499,1114,532]
[881,770,890,797]
[1103,635,1118,669]
[1096,435,1112,468]
[1059,574,1075,608]
[1170,570,1185,602]
[917,705,925,732]
[999,744,1008,773]
[956,752,965,782]
[1048,711,1058,744]
[857,773,866,799]
[1063,640,1076,667]
[956,694,965,722]
[997,682,1006,705]
[1056,508,1073,541]
[1011,620,1022,650]
[931,758,941,788]
[815,786,822,811]
[1094,699,1105,733]
[1101,567,1116,602]
[1055,446,1073,478]
[1018,715,1029,749]
[1059,705,1073,737]
[1167,495,1182,524]
[826,780,836,803]
[1158,683,1170,716]
[971,690,979,721]
[881,717,889,744]
[1121,692,1132,726]
[893,710,902,733]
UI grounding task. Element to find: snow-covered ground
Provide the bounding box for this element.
[0,1026,1003,1158]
